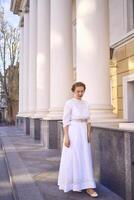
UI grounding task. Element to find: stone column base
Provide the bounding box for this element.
[16,116,24,129]
[46,108,63,120]
[41,119,62,149]
[30,118,41,140]
[89,104,117,122]
[25,117,30,135]
[16,116,30,135]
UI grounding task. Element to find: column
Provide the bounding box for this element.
[48,0,73,119]
[18,26,24,115]
[36,0,50,117]
[23,13,29,115]
[76,0,114,121]
[28,0,37,116]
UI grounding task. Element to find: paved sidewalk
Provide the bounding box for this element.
[0,126,123,200]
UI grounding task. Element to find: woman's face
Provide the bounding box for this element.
[73,86,85,99]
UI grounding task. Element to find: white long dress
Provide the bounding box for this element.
[58,98,96,192]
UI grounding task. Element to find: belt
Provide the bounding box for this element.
[71,119,87,122]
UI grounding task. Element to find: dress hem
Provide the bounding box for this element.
[58,180,96,193]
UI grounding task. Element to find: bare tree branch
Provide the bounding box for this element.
[0,7,19,107]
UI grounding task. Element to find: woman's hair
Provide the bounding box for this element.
[71,82,86,92]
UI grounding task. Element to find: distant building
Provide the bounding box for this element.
[0,64,19,124]
[0,77,7,123]
[6,64,19,124]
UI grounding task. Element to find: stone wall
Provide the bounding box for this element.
[92,126,134,200]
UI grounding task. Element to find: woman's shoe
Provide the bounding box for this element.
[86,189,98,198]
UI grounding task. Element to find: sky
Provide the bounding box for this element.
[1,0,19,27]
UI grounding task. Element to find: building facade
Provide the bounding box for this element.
[10,2,134,198]
[109,0,134,120]
[6,64,19,124]
[10,0,134,135]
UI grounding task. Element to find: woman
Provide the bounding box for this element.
[58,82,98,198]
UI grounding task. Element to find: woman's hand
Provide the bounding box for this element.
[63,135,70,147]
[87,132,92,143]
[87,122,92,143]
[63,126,70,147]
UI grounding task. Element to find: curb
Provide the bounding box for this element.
[1,138,18,200]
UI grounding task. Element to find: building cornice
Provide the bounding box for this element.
[110,30,134,49]
[10,0,29,15]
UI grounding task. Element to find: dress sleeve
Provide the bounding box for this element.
[62,101,72,128]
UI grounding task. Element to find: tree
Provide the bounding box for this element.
[0,7,19,123]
